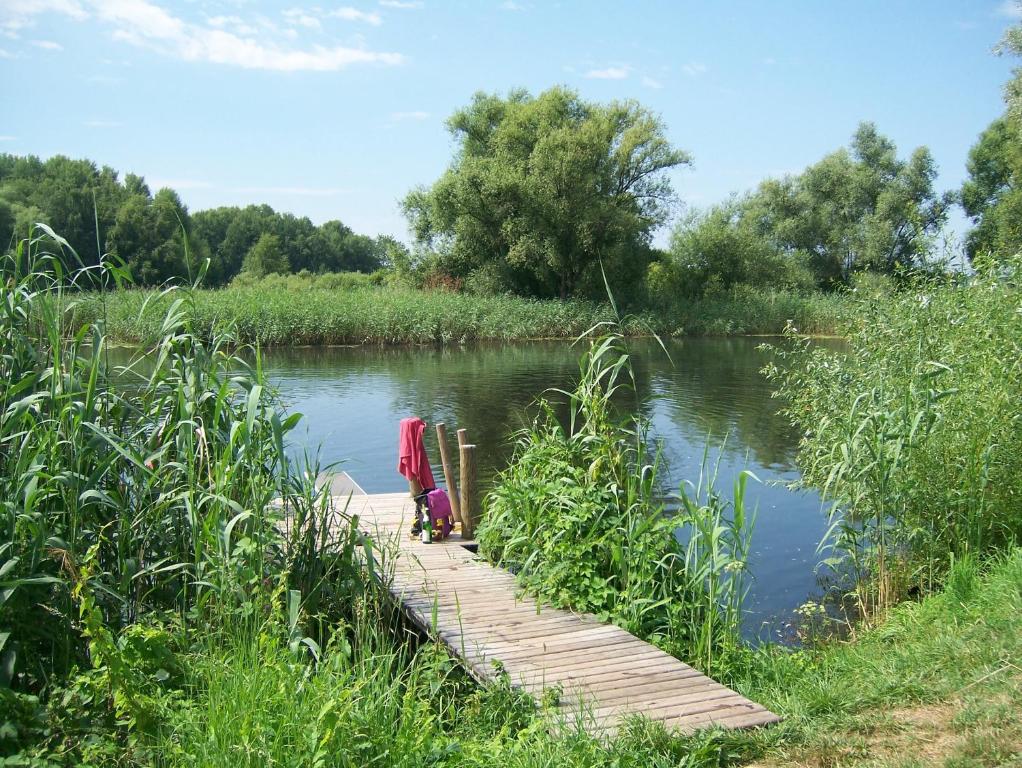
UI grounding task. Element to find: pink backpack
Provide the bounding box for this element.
[426,488,455,539]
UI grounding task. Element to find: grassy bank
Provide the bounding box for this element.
[69,279,848,346]
[670,286,848,336]
[73,285,644,346]
[739,548,1022,767]
[6,230,1019,766]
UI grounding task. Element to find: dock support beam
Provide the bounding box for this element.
[435,422,462,525]
[459,442,479,540]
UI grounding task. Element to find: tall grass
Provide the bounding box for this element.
[71,285,648,346]
[477,324,756,676]
[1,228,374,757]
[767,256,1022,615]
[665,286,847,336]
[68,281,849,348]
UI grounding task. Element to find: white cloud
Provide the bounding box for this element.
[682,61,707,77]
[0,48,14,58]
[31,38,62,49]
[500,1,525,10]
[283,8,321,30]
[641,75,662,89]
[328,7,383,25]
[763,56,776,65]
[997,1,1022,19]
[207,15,257,36]
[392,110,429,120]
[380,0,423,7]
[1,0,87,38]
[86,0,402,72]
[584,66,629,80]
[0,135,17,141]
[84,119,121,127]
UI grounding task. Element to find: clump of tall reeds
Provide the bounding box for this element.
[477,320,756,675]
[70,283,650,346]
[0,226,376,750]
[767,255,1022,617]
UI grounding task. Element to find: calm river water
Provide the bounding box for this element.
[263,338,837,640]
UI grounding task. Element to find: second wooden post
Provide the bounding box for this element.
[435,422,462,525]
[459,442,479,540]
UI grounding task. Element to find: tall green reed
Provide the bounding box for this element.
[478,320,756,676]
[767,255,1022,616]
[1,226,371,699]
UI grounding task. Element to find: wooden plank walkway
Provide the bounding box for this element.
[335,477,780,736]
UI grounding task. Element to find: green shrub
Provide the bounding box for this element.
[478,328,755,675]
[767,256,1022,613]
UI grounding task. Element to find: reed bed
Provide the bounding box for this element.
[477,325,756,678]
[67,282,848,348]
[71,286,646,346]
[767,255,1022,616]
[669,286,848,336]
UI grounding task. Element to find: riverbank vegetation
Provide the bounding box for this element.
[4,225,1022,766]
[767,255,1022,617]
[478,326,756,678]
[69,276,848,345]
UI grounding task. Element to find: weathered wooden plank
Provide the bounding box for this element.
[338,488,781,738]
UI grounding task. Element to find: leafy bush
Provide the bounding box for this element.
[478,327,755,674]
[767,256,1022,614]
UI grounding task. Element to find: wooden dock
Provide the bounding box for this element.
[336,477,780,736]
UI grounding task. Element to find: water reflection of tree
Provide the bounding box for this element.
[633,338,806,472]
[264,343,584,485]
[261,338,833,485]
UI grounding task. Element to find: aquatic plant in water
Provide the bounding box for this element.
[478,320,756,676]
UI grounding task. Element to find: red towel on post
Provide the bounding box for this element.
[397,417,435,489]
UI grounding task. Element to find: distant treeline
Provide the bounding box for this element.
[4,52,1021,304]
[0,154,405,286]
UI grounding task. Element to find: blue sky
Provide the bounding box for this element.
[1,0,1020,245]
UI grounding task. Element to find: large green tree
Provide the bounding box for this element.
[745,123,950,286]
[403,87,690,299]
[960,23,1022,262]
[108,188,204,285]
[1,154,392,286]
[961,118,1022,260]
[658,123,950,296]
[241,232,289,277]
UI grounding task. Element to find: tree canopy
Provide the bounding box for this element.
[403,87,690,299]
[960,23,1022,263]
[0,154,397,286]
[657,123,951,299]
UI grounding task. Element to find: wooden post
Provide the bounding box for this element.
[456,428,467,450]
[459,443,479,540]
[435,423,462,525]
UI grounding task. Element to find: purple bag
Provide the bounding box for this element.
[426,488,454,539]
